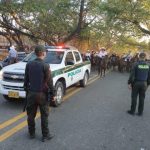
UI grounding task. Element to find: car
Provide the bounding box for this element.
[0,46,91,106]
[0,52,27,70]
[17,52,27,61]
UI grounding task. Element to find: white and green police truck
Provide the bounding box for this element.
[0,46,91,106]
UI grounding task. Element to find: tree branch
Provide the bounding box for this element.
[132,20,150,35]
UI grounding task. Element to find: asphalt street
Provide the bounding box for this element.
[0,71,150,150]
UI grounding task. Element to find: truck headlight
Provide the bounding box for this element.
[0,70,3,80]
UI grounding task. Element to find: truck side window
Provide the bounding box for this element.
[65,52,74,66]
[74,51,81,62]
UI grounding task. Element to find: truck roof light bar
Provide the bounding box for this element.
[45,46,78,50]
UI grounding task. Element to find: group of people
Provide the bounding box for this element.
[23,46,110,142]
[83,48,150,117]
[84,47,108,61]
[21,45,150,144]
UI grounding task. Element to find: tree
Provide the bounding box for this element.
[0,0,149,52]
[97,0,150,40]
[0,0,98,47]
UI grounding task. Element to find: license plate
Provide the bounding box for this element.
[8,91,19,98]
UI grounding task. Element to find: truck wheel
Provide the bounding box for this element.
[52,81,64,107]
[80,72,89,87]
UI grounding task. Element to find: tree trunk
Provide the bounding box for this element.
[63,0,85,43]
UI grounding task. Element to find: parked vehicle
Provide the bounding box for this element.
[0,46,91,106]
[0,52,27,70]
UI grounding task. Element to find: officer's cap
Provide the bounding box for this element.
[35,45,46,54]
[139,52,146,59]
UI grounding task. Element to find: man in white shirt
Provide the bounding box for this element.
[8,45,18,64]
[98,48,108,58]
[85,50,91,60]
[124,53,132,62]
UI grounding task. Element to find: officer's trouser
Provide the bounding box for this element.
[26,92,49,137]
[131,81,147,114]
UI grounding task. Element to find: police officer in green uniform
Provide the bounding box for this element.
[127,52,150,116]
[24,45,55,142]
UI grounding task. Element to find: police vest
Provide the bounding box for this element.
[135,61,150,81]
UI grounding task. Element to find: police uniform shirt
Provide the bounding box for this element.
[128,60,150,85]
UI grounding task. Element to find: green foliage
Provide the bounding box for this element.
[0,0,150,52]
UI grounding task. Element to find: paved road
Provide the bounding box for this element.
[0,71,150,150]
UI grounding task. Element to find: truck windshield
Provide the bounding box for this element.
[23,51,64,64]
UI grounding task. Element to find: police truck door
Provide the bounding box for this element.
[65,51,76,86]
[72,51,83,83]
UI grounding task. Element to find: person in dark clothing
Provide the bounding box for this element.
[24,45,55,142]
[127,52,150,116]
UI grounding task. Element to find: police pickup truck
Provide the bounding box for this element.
[0,46,91,106]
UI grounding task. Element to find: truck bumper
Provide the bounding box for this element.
[0,81,26,99]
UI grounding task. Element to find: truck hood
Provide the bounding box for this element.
[2,62,26,74]
[1,62,64,74]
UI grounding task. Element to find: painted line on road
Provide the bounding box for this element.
[63,88,81,101]
[88,76,100,85]
[0,113,41,142]
[0,87,82,142]
[0,112,26,130]
[63,75,100,102]
[63,74,99,101]
[0,73,101,142]
[0,74,98,131]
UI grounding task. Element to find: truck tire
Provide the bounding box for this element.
[80,71,89,87]
[52,81,64,107]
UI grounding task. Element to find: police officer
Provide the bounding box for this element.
[127,52,150,116]
[24,45,55,142]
